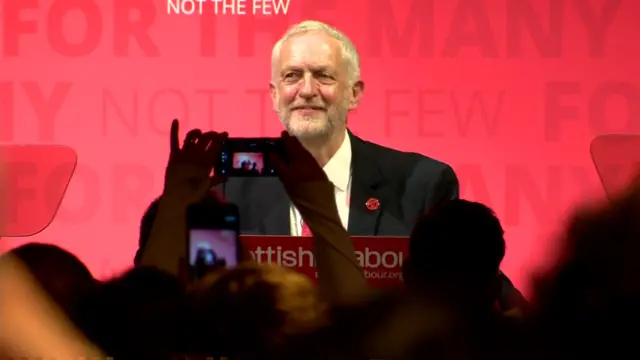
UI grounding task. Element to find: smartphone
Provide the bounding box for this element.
[215,138,283,177]
[186,200,241,279]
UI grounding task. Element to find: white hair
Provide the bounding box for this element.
[271,20,361,85]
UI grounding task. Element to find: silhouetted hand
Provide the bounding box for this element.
[0,255,103,359]
[271,132,365,302]
[271,131,329,188]
[163,119,227,206]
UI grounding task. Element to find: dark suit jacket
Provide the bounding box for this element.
[216,131,527,311]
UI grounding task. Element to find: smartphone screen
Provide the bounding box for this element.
[188,228,239,268]
[216,138,282,177]
[187,201,241,278]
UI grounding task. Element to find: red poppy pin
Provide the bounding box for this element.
[365,198,380,211]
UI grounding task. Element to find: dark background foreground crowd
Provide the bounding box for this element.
[1,123,638,360]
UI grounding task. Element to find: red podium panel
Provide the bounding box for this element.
[591,135,640,199]
[241,236,408,288]
[0,145,77,237]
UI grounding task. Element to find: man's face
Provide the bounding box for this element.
[270,31,362,140]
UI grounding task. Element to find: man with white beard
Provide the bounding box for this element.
[137,20,526,312]
[225,20,525,312]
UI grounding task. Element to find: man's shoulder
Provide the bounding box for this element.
[357,137,455,175]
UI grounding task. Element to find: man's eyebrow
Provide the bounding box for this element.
[310,65,332,72]
[280,65,333,73]
[280,65,300,72]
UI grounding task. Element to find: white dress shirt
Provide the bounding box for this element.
[290,131,352,235]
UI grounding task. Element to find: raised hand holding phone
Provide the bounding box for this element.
[271,131,366,301]
[271,131,330,187]
[269,130,335,220]
[163,119,228,206]
[140,120,227,275]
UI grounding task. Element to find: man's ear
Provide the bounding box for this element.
[348,81,364,110]
[269,83,278,112]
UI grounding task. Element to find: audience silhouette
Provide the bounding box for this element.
[2,120,637,360]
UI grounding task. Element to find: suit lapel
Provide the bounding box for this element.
[347,132,389,236]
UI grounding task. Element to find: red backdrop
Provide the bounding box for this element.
[1,0,638,294]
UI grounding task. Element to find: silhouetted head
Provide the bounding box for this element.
[189,263,328,358]
[7,242,97,322]
[81,267,187,360]
[532,183,640,357]
[403,200,506,308]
